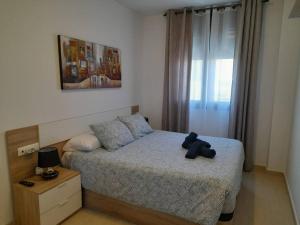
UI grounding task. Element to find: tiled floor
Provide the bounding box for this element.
[62,167,296,225]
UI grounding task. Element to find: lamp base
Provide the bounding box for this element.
[41,169,59,180]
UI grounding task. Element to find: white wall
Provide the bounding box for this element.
[267,0,300,172]
[287,63,300,225]
[0,0,142,224]
[253,0,284,166]
[284,1,300,223]
[139,15,166,129]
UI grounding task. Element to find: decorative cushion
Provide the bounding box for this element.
[118,113,153,139]
[63,133,101,152]
[90,119,134,151]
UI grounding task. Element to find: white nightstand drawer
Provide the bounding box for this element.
[40,191,81,225]
[39,175,81,214]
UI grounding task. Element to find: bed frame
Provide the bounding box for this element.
[5,105,230,225]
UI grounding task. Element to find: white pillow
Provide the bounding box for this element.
[63,133,101,152]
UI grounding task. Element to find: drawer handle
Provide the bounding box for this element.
[58,199,69,207]
[57,183,67,189]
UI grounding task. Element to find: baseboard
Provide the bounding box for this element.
[284,174,300,225]
[255,165,283,176]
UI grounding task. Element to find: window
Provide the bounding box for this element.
[214,59,233,103]
[189,58,233,104]
[190,60,203,101]
[188,8,237,137]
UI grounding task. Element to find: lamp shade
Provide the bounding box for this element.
[38,147,60,168]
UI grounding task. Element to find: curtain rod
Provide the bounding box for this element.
[163,0,269,16]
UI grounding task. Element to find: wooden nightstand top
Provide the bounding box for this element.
[13,167,80,194]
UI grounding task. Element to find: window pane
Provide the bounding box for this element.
[214,59,233,102]
[190,60,203,101]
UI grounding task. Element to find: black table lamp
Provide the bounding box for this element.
[38,147,60,180]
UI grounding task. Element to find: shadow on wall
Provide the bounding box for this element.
[289,0,300,18]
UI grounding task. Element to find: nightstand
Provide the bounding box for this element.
[13,167,82,225]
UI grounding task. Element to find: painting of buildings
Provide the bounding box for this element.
[58,35,121,89]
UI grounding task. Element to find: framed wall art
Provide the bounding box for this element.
[58,35,121,89]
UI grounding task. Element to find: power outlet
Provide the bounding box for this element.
[18,143,40,156]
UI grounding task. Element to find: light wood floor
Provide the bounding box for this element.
[62,167,296,225]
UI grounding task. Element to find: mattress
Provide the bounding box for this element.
[62,130,244,225]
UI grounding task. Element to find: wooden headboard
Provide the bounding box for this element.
[131,105,139,114]
[5,105,140,185]
[6,125,39,184]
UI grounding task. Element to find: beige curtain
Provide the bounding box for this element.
[229,0,263,171]
[162,9,193,132]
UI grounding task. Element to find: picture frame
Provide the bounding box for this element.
[58,35,122,90]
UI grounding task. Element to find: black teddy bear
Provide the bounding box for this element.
[182,132,216,159]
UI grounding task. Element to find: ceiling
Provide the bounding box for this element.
[115,0,239,15]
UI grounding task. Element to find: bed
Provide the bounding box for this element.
[62,130,244,225]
